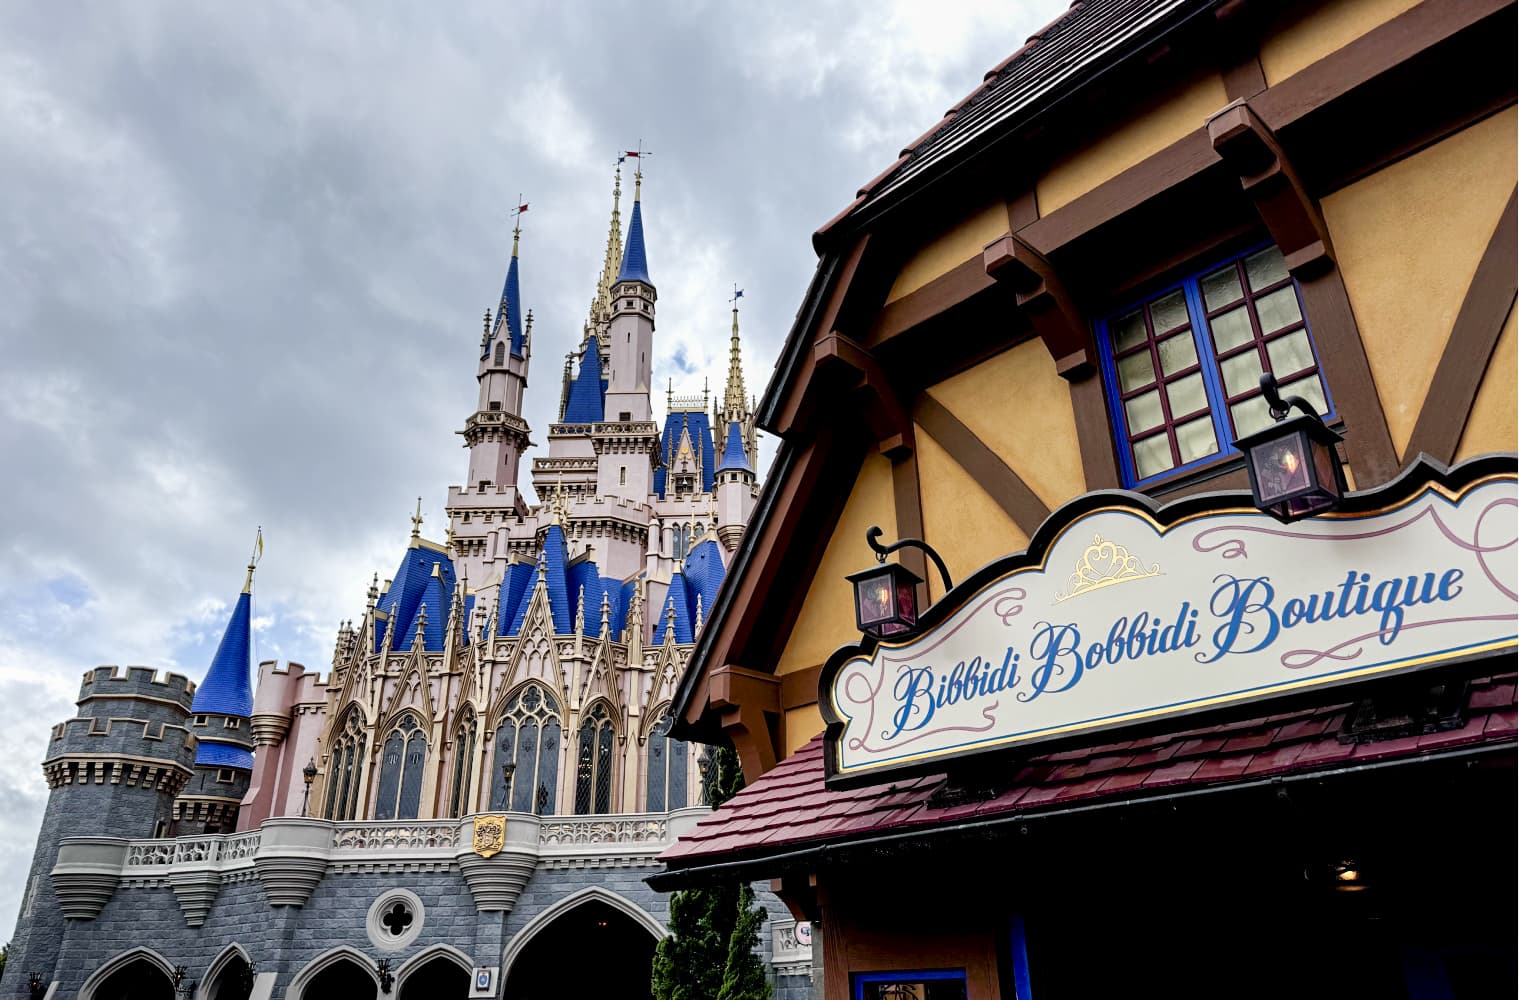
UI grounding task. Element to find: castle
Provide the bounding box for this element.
[0,167,814,1000]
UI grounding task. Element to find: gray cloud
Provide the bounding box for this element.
[0,0,1068,939]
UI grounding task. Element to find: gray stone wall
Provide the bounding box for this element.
[15,858,812,998]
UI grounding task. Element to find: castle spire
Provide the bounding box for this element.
[724,288,747,421]
[494,199,528,356]
[617,165,651,286]
[590,165,625,335]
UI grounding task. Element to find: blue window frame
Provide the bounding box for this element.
[853,969,968,1000]
[1096,243,1336,487]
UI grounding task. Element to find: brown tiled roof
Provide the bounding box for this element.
[659,674,1517,870]
[816,0,1211,242]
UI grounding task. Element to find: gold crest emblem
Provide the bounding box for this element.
[472,814,507,858]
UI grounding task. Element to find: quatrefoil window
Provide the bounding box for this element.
[382,902,413,936]
[365,889,424,951]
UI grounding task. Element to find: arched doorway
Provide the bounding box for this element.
[90,958,175,1000]
[203,951,253,1000]
[303,958,377,999]
[398,955,471,999]
[503,898,659,999]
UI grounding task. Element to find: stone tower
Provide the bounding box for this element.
[0,667,196,993]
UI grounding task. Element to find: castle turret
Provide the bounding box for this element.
[605,168,655,423]
[716,419,755,551]
[0,666,196,993]
[448,211,535,583]
[174,562,257,834]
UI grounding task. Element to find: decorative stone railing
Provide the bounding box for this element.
[332,819,457,850]
[55,807,709,926]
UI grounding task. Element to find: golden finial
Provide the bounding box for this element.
[410,497,423,540]
[510,195,527,257]
[242,526,263,594]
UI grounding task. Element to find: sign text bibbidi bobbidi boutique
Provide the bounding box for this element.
[819,457,1518,786]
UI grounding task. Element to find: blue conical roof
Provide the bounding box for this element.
[563,339,606,423]
[617,196,651,285]
[717,420,752,473]
[499,249,526,357]
[191,590,253,717]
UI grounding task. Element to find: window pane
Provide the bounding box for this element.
[1125,390,1165,434]
[1282,374,1329,417]
[1221,350,1264,397]
[1176,417,1220,464]
[1230,396,1275,440]
[1202,265,1243,310]
[1117,351,1156,391]
[1165,372,1208,418]
[1112,311,1147,352]
[1210,307,1254,353]
[1133,434,1174,479]
[1156,331,1197,376]
[1245,246,1289,291]
[1256,286,1303,333]
[1266,329,1314,376]
[1151,291,1188,333]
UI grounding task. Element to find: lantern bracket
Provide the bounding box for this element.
[1260,371,1318,422]
[865,526,954,593]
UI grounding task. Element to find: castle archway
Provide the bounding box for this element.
[81,948,176,1000]
[501,888,664,999]
[397,945,472,999]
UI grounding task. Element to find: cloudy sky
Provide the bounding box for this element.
[0,0,1068,935]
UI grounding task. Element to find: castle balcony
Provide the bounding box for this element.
[53,808,710,921]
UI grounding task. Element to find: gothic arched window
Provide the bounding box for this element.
[374,715,428,820]
[491,684,562,815]
[494,340,506,366]
[673,523,691,560]
[324,709,367,821]
[574,702,617,815]
[645,711,689,812]
[449,708,477,818]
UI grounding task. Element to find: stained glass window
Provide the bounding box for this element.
[324,710,367,821]
[492,684,561,815]
[645,712,689,812]
[374,714,428,820]
[575,702,618,815]
[449,709,477,818]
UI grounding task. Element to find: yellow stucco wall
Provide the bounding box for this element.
[785,704,826,754]
[1259,0,1422,87]
[1456,304,1519,461]
[1321,109,1517,457]
[924,338,1086,511]
[1036,70,1227,215]
[914,428,1029,604]
[885,201,1009,304]
[775,453,897,675]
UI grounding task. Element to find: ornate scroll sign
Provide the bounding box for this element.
[821,457,1518,787]
[472,815,507,858]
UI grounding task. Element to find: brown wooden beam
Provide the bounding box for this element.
[1405,187,1519,464]
[890,446,929,606]
[1294,267,1400,486]
[814,332,916,459]
[710,665,780,783]
[912,393,1051,536]
[1068,374,1121,491]
[780,665,825,712]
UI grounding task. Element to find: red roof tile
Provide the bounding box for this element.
[660,674,1518,870]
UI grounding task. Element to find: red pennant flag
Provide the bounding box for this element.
[517,203,529,213]
[623,151,640,158]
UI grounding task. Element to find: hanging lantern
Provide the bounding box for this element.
[1233,373,1348,523]
[847,559,924,638]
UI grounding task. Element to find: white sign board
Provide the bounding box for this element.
[823,465,1517,786]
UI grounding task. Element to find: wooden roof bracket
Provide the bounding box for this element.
[812,332,916,460]
[710,664,781,783]
[982,233,1094,380]
[1207,99,1335,278]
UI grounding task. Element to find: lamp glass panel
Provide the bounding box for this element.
[1250,429,1313,504]
[856,574,895,626]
